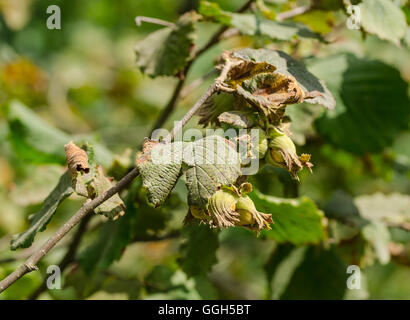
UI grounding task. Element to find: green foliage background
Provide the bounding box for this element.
[0,0,409,300]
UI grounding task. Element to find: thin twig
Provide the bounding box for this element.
[276,5,311,21]
[135,16,175,28]
[147,0,254,137]
[0,166,140,293]
[28,214,92,300]
[180,69,217,100]
[163,60,233,143]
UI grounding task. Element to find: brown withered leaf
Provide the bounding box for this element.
[197,48,334,127]
[65,141,90,174]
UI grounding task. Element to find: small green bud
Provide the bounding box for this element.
[207,188,240,228]
[200,184,273,232]
[265,126,313,180]
[235,195,273,231]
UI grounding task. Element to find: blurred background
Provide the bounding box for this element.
[0,0,409,300]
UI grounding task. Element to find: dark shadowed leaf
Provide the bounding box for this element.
[178,223,219,277]
[280,246,347,299]
[314,54,410,154]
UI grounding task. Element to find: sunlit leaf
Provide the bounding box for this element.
[199,1,320,41]
[250,191,326,245]
[359,0,407,45]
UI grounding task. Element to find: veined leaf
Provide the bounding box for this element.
[134,11,198,77]
[137,140,183,207]
[185,135,241,208]
[10,171,73,250]
[250,191,326,245]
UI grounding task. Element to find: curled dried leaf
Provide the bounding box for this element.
[65,141,90,174]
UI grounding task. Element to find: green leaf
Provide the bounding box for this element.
[199,2,320,41]
[324,191,393,266]
[91,166,125,219]
[250,191,326,245]
[265,245,306,300]
[231,13,319,41]
[134,12,198,77]
[10,171,73,250]
[137,142,183,207]
[279,246,347,300]
[79,218,130,275]
[178,223,219,277]
[314,54,410,154]
[293,10,334,34]
[359,0,407,45]
[79,181,139,274]
[185,135,241,208]
[6,100,70,164]
[198,1,231,25]
[197,92,235,127]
